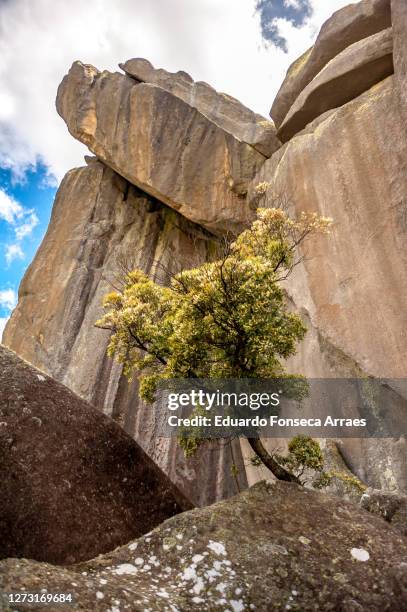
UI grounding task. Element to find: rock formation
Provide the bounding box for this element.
[119,58,280,158]
[3,0,407,501]
[1,481,406,610]
[270,0,391,127]
[0,345,191,565]
[277,27,394,142]
[4,160,247,507]
[55,61,274,235]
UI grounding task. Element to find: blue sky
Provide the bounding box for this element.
[0,0,354,339]
[0,165,56,335]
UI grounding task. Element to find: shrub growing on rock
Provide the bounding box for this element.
[97,200,331,483]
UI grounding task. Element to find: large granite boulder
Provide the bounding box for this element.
[3,159,247,507]
[0,344,191,565]
[56,61,267,235]
[120,58,280,157]
[278,28,393,142]
[249,76,407,492]
[1,481,406,610]
[270,0,391,127]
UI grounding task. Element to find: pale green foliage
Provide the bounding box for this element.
[97,207,331,402]
[275,436,332,487]
[313,470,367,493]
[276,435,324,473]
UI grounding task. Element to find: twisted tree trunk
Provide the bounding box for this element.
[247,437,301,484]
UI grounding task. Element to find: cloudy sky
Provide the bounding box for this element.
[0,0,356,337]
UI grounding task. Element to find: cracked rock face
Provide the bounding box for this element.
[250,76,407,492]
[0,344,192,565]
[56,61,267,235]
[1,481,406,611]
[251,77,407,381]
[392,0,407,128]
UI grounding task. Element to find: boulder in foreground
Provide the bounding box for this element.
[1,481,406,610]
[0,345,192,565]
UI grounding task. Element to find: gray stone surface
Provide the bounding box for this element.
[361,488,407,536]
[0,344,191,565]
[1,481,406,611]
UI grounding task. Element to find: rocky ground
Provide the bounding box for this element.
[1,481,406,611]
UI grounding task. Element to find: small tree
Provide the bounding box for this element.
[96,200,331,484]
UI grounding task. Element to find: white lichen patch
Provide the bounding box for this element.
[148,555,160,567]
[351,547,370,562]
[128,542,138,551]
[37,374,46,382]
[114,563,138,575]
[207,541,227,556]
[96,591,104,600]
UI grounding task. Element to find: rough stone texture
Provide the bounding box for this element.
[278,28,394,142]
[3,160,247,507]
[56,61,266,235]
[120,57,280,158]
[249,76,407,492]
[0,344,192,565]
[271,0,391,127]
[361,488,407,536]
[392,0,407,128]
[1,481,406,611]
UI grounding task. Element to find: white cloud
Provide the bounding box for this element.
[14,211,39,240]
[0,189,23,224]
[0,288,17,341]
[5,243,24,264]
[0,0,355,183]
[0,288,17,311]
[0,316,9,341]
[0,188,39,264]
